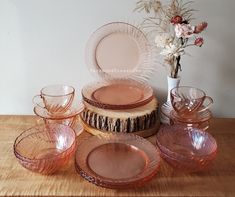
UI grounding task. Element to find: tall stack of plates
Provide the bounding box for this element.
[81,22,159,137]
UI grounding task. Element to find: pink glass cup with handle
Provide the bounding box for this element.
[33,85,75,115]
[170,86,213,116]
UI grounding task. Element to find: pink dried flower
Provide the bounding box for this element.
[194,37,204,47]
[175,24,195,38]
[194,22,208,34]
[171,15,183,24]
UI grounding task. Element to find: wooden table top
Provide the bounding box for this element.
[0,115,234,197]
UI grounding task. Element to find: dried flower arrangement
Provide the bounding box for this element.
[134,0,208,78]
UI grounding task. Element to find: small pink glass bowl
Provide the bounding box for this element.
[156,125,217,172]
[14,123,76,175]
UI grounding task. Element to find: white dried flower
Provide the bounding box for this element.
[152,0,162,13]
[155,33,174,48]
[160,43,185,57]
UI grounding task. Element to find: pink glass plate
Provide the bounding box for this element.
[85,22,155,81]
[82,79,153,109]
[14,123,76,174]
[156,125,217,161]
[170,108,212,123]
[33,100,84,120]
[75,133,160,189]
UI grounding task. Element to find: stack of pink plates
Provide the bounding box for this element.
[156,125,217,172]
[81,22,159,137]
[82,79,154,110]
[83,21,155,110]
[75,133,161,188]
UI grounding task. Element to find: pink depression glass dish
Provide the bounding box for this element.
[33,100,84,120]
[170,121,210,131]
[33,85,75,115]
[169,108,212,131]
[159,150,217,172]
[36,117,84,136]
[85,22,154,81]
[82,79,153,109]
[14,123,76,174]
[170,107,212,124]
[75,133,161,189]
[156,125,217,172]
[170,86,213,116]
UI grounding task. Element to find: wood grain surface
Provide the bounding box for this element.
[81,118,160,138]
[0,115,235,197]
[81,98,158,133]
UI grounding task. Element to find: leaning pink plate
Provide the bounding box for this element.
[85,22,155,81]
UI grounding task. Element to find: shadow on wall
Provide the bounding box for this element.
[214,53,235,117]
[152,87,166,109]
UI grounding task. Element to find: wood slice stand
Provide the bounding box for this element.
[81,118,160,138]
[81,97,159,137]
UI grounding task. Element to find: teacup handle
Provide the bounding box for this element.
[32,95,45,109]
[198,96,213,113]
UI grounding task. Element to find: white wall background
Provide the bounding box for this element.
[0,0,234,117]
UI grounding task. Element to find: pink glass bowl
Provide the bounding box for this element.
[159,150,217,172]
[156,125,217,172]
[14,123,76,174]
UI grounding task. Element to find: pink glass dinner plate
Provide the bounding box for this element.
[75,133,161,189]
[33,100,84,120]
[82,79,153,109]
[85,22,155,81]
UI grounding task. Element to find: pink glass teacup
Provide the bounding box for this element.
[33,85,75,115]
[170,86,213,116]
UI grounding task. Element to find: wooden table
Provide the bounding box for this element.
[0,116,234,197]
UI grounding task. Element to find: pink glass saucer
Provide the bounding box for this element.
[170,108,212,123]
[75,133,160,189]
[170,121,210,131]
[37,117,84,136]
[82,79,153,109]
[33,100,84,120]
